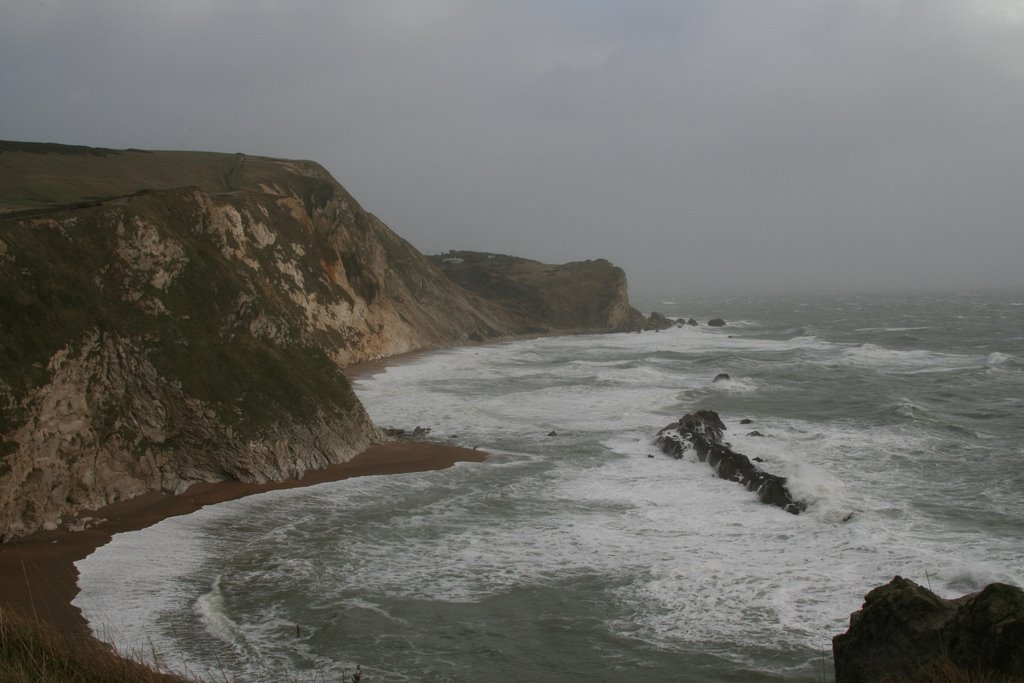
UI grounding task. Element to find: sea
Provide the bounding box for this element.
[73,289,1024,683]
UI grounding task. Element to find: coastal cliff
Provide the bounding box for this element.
[0,141,637,540]
[430,251,645,332]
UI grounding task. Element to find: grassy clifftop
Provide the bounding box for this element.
[0,141,331,214]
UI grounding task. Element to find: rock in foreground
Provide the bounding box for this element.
[833,576,1024,682]
[654,410,805,514]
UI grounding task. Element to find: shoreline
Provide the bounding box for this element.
[0,441,486,640]
[0,333,556,645]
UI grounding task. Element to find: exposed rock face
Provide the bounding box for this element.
[833,576,1024,682]
[654,410,805,514]
[429,251,645,333]
[0,142,642,540]
[707,318,726,327]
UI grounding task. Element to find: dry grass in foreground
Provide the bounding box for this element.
[866,655,1023,683]
[0,606,188,683]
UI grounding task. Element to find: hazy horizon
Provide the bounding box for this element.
[3,1,1022,296]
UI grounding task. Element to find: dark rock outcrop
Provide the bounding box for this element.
[383,426,432,440]
[833,577,1024,683]
[713,373,731,383]
[654,410,805,514]
[642,311,674,331]
[707,318,726,327]
[685,318,698,326]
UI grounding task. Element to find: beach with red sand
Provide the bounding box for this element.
[0,441,485,640]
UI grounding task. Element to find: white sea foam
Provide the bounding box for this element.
[707,376,760,393]
[852,326,931,333]
[341,598,411,625]
[942,562,1024,594]
[73,510,214,654]
[986,351,1016,366]
[195,575,245,646]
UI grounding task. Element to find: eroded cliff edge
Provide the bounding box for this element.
[0,142,637,540]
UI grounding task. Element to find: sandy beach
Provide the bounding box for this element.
[0,441,486,639]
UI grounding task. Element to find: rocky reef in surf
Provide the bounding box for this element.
[641,311,675,331]
[637,312,723,331]
[833,576,1024,683]
[0,141,641,541]
[654,410,806,514]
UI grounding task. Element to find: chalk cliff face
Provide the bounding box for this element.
[0,142,639,540]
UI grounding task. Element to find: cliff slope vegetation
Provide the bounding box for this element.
[0,141,637,540]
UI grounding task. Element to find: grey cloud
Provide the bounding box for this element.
[2,0,1022,295]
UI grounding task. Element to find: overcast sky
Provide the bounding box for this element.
[2,1,1023,296]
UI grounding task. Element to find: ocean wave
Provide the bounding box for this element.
[341,598,411,626]
[780,463,841,514]
[887,398,1002,438]
[986,351,1017,368]
[725,423,862,521]
[893,398,932,420]
[942,563,1024,594]
[851,326,931,333]
[678,332,836,355]
[195,575,247,647]
[707,376,759,393]
[838,343,976,373]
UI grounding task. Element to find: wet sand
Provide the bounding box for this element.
[0,441,485,638]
